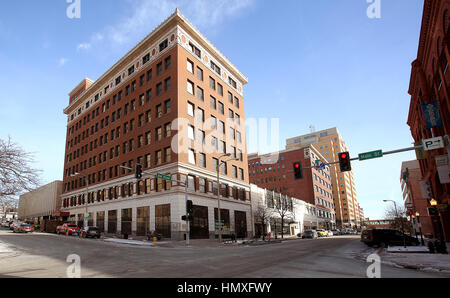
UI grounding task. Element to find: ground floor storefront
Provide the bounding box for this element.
[65,192,253,241]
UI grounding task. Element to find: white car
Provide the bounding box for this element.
[327,230,334,236]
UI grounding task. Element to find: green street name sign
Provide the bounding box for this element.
[359,150,383,161]
[156,173,172,181]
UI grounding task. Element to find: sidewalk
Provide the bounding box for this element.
[381,251,450,272]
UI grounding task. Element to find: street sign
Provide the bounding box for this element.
[423,136,444,151]
[156,173,172,181]
[422,101,442,128]
[358,150,383,161]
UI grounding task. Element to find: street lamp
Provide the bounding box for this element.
[415,211,425,246]
[216,153,239,243]
[383,200,406,248]
[71,172,89,231]
[429,198,448,254]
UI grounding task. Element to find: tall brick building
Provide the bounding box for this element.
[248,145,336,230]
[286,128,360,229]
[60,9,252,240]
[407,0,450,241]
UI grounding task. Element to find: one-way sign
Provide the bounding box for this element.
[423,136,444,151]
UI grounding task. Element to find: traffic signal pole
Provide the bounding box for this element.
[302,145,425,169]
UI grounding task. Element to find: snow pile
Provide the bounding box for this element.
[387,246,429,253]
[103,238,168,246]
[381,251,450,272]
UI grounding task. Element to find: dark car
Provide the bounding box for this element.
[361,229,419,247]
[81,226,101,239]
[302,230,318,239]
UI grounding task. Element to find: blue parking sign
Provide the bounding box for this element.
[422,101,442,128]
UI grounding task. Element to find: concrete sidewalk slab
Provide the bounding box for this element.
[387,246,429,253]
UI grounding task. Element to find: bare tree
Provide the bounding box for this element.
[383,204,413,234]
[0,137,41,207]
[254,201,274,240]
[273,194,294,239]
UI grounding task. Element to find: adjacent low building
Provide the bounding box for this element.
[250,184,319,238]
[18,181,63,223]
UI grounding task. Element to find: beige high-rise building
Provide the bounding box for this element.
[286,127,360,229]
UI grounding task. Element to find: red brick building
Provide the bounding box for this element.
[60,9,252,240]
[407,0,450,241]
[401,160,434,237]
[248,146,336,229]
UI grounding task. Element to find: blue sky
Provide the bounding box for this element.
[0,0,424,219]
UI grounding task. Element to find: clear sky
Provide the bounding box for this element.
[0,0,424,219]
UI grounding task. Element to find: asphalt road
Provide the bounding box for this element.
[0,229,448,278]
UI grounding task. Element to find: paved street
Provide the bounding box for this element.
[0,229,449,278]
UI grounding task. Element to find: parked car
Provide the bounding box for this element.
[332,229,341,236]
[316,229,329,237]
[302,230,318,239]
[361,229,419,247]
[81,226,101,239]
[10,222,20,231]
[327,230,334,236]
[14,223,33,233]
[56,223,80,236]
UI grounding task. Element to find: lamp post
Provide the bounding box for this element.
[430,199,448,254]
[415,211,425,246]
[216,153,239,243]
[383,200,406,248]
[71,173,89,230]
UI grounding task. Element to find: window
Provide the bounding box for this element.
[159,39,168,52]
[164,77,171,91]
[156,150,162,165]
[156,83,162,96]
[197,67,203,81]
[157,62,163,75]
[218,121,225,135]
[199,153,206,168]
[229,77,237,89]
[187,80,194,95]
[165,123,171,137]
[187,102,195,117]
[210,96,216,110]
[164,99,171,114]
[218,102,224,115]
[147,69,152,81]
[143,53,150,64]
[197,107,205,122]
[187,59,194,73]
[188,125,195,140]
[128,66,134,76]
[217,83,223,96]
[146,89,152,102]
[209,77,216,90]
[188,149,196,164]
[211,61,221,75]
[156,127,162,141]
[234,97,240,108]
[232,166,238,178]
[228,92,233,104]
[197,86,204,101]
[145,131,152,145]
[189,42,201,58]
[228,109,234,119]
[164,56,171,69]
[210,116,217,130]
[164,147,171,163]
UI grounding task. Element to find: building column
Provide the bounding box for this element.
[132,207,137,236]
[117,210,122,235]
[104,211,108,234]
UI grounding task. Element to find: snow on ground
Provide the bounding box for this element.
[387,246,429,253]
[103,237,168,246]
[0,241,12,253]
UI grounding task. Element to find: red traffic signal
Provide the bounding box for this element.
[293,162,303,179]
[338,152,351,172]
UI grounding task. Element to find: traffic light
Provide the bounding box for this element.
[338,152,352,172]
[293,162,303,179]
[135,164,143,180]
[186,200,193,214]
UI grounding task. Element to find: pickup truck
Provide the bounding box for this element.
[56,223,80,236]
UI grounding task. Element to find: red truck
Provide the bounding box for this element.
[56,223,80,236]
